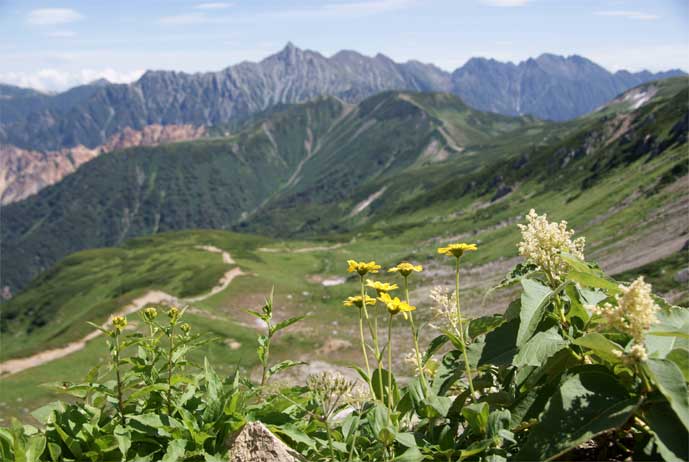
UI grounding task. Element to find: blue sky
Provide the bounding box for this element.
[1,0,687,92]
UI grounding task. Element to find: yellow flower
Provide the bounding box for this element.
[388,262,423,277]
[366,279,399,295]
[347,260,381,276]
[180,323,191,334]
[343,295,377,308]
[143,306,158,321]
[378,293,416,318]
[437,243,478,258]
[112,316,127,332]
[167,307,180,323]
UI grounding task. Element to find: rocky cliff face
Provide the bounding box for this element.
[0,124,205,204]
[1,44,684,153]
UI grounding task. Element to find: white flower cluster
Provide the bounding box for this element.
[307,372,355,419]
[517,209,585,282]
[590,276,660,362]
[403,350,437,378]
[429,286,459,331]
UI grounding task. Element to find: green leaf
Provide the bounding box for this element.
[203,453,226,462]
[30,401,65,425]
[396,447,424,462]
[646,307,689,357]
[573,333,625,364]
[474,318,519,366]
[514,328,567,367]
[369,403,395,446]
[667,348,689,382]
[114,425,131,459]
[267,360,307,378]
[423,334,449,365]
[24,435,46,462]
[468,315,504,339]
[645,401,689,462]
[644,359,689,432]
[271,315,306,334]
[517,279,552,347]
[462,402,489,435]
[395,432,417,448]
[567,270,619,293]
[372,368,398,404]
[560,254,619,294]
[161,439,187,462]
[516,368,638,461]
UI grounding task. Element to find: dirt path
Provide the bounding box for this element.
[258,243,344,253]
[0,246,242,377]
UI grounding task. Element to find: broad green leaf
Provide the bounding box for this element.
[423,334,449,365]
[395,432,417,448]
[203,453,226,462]
[644,359,689,432]
[567,270,619,293]
[667,348,689,382]
[396,447,424,462]
[645,401,689,462]
[516,368,638,461]
[30,401,65,425]
[462,402,489,435]
[468,315,504,339]
[487,409,511,439]
[272,425,316,449]
[560,254,619,294]
[646,307,689,357]
[24,435,46,462]
[474,318,519,366]
[517,279,552,347]
[372,368,399,404]
[514,328,567,367]
[573,333,625,364]
[161,439,187,462]
[114,425,131,459]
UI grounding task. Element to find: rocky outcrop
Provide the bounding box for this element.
[227,422,304,462]
[0,124,205,204]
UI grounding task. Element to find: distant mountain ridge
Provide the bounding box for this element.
[0,43,684,153]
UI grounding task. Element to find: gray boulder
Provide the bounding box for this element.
[227,421,305,462]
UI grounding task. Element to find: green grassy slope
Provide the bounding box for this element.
[2,92,536,293]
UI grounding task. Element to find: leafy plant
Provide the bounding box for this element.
[2,211,687,461]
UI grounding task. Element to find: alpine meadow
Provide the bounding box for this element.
[0,2,688,461]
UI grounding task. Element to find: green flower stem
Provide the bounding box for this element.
[360,276,384,401]
[324,417,336,461]
[404,276,428,394]
[358,307,374,396]
[387,313,394,412]
[113,331,125,423]
[359,276,379,398]
[167,325,175,414]
[455,256,476,401]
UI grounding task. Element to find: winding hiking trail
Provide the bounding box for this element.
[0,246,243,377]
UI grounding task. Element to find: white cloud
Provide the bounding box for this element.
[160,0,416,23]
[317,0,417,15]
[159,12,214,25]
[47,30,77,38]
[0,68,144,93]
[27,8,84,25]
[594,10,660,21]
[195,2,233,9]
[480,0,529,7]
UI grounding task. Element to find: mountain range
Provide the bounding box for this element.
[3,76,687,295]
[0,44,684,205]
